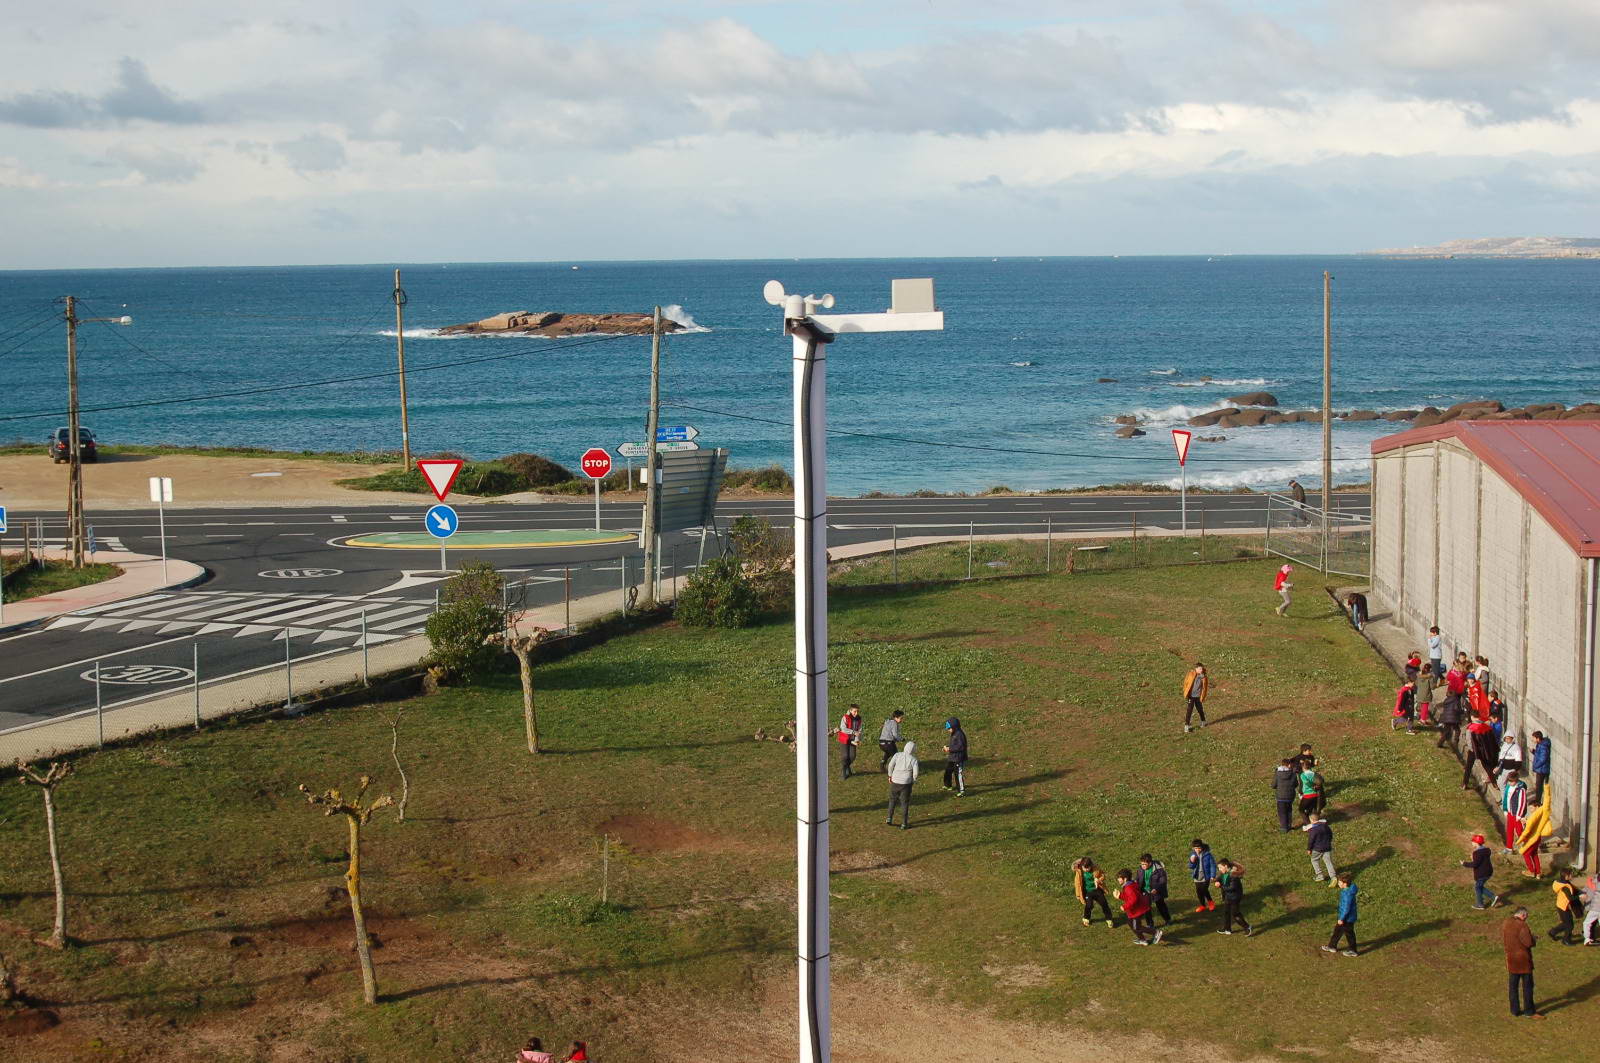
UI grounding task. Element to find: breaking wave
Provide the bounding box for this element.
[662,304,711,334]
[1169,377,1278,389]
[1161,457,1368,491]
[1148,368,1178,376]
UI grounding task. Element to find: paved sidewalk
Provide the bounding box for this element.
[1,548,208,633]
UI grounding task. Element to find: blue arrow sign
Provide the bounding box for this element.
[0,506,7,534]
[656,424,699,442]
[425,504,459,539]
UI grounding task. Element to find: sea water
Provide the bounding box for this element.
[1,256,1594,495]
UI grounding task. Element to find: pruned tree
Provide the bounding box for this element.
[15,760,73,949]
[0,952,17,1003]
[386,709,410,821]
[298,776,395,1005]
[492,625,551,753]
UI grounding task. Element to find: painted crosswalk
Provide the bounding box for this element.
[50,590,432,646]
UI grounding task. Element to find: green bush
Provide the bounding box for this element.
[423,562,507,681]
[499,452,577,488]
[723,464,793,492]
[727,515,793,611]
[676,556,761,628]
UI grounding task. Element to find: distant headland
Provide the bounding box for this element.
[1367,236,1600,259]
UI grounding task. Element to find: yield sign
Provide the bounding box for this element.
[417,459,464,502]
[1171,429,1192,466]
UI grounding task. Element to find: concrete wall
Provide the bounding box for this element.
[1371,439,1595,861]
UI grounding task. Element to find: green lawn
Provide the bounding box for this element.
[1,558,121,603]
[0,561,1589,1060]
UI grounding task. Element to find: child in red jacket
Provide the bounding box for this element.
[1391,679,1417,735]
[1116,868,1161,945]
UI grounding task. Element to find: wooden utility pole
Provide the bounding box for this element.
[64,296,85,568]
[393,270,412,467]
[1321,271,1333,571]
[641,306,663,602]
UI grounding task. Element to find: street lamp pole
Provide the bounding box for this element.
[766,278,944,1063]
[62,298,131,568]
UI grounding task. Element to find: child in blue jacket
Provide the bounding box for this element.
[1322,872,1358,956]
[1187,838,1217,913]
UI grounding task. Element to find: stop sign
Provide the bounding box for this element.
[580,447,613,479]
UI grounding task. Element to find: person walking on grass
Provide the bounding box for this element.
[1582,874,1600,946]
[1321,872,1359,957]
[1501,771,1530,860]
[1304,811,1337,884]
[1274,564,1294,616]
[1550,868,1580,946]
[1139,853,1171,925]
[1296,763,1321,826]
[885,741,918,829]
[1464,718,1500,791]
[1503,907,1543,1019]
[1531,731,1551,805]
[1214,859,1252,936]
[1463,833,1502,910]
[1188,839,1218,913]
[1273,758,1298,833]
[878,709,904,771]
[837,704,863,780]
[1182,661,1209,733]
[941,717,968,796]
[1116,868,1162,946]
[1436,684,1463,752]
[1073,857,1115,928]
[1391,677,1418,734]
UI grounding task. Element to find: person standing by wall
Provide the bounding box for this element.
[1273,758,1298,832]
[941,717,968,796]
[1182,662,1209,733]
[1530,731,1551,805]
[1462,833,1501,910]
[1501,770,1529,860]
[1321,872,1359,956]
[1436,686,1463,752]
[1304,812,1337,884]
[1582,874,1600,946]
[878,709,904,771]
[1550,868,1579,946]
[1188,839,1218,913]
[1274,564,1294,616]
[1428,625,1444,679]
[885,740,919,829]
[1498,733,1524,779]
[837,704,863,780]
[1073,857,1114,928]
[1502,907,1542,1019]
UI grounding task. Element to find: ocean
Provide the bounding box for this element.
[1,256,1595,495]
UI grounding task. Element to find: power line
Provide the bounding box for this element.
[0,315,62,360]
[0,306,59,343]
[0,328,641,425]
[662,401,1369,464]
[74,299,192,377]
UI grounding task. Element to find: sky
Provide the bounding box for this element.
[2,0,1598,268]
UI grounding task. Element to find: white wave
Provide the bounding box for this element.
[1009,360,1037,367]
[661,304,711,334]
[1169,377,1278,389]
[1163,456,1368,491]
[1148,368,1178,376]
[1122,403,1214,424]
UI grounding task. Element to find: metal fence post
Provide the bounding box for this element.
[1045,518,1052,573]
[564,566,571,632]
[361,609,370,686]
[1200,508,1207,561]
[621,555,629,616]
[95,660,104,748]
[284,629,294,707]
[1264,497,1273,554]
[193,641,201,729]
[434,587,441,614]
[892,526,898,582]
[671,545,679,599]
[1131,513,1138,566]
[967,522,974,579]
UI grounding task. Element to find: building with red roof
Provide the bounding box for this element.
[1371,420,1598,864]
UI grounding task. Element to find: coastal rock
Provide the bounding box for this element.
[1187,407,1240,427]
[438,311,682,338]
[1113,415,1140,425]
[1382,409,1420,421]
[1265,413,1293,425]
[1226,391,1278,407]
[1481,410,1532,420]
[1222,409,1270,428]
[1562,404,1600,420]
[1442,399,1503,420]
[1114,426,1147,438]
[1198,435,1227,442]
[1343,409,1380,422]
[1411,406,1446,429]
[1097,377,1118,383]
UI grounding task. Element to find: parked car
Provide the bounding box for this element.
[49,426,97,463]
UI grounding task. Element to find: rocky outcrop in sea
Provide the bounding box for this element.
[438,311,681,337]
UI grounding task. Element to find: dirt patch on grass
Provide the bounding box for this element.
[595,814,728,854]
[829,849,921,883]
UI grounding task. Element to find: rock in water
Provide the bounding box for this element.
[1187,407,1240,427]
[1226,391,1278,407]
[1114,426,1147,438]
[437,311,681,337]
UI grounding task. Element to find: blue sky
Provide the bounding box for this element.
[1,0,1597,267]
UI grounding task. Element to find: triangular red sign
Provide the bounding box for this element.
[1171,429,1192,466]
[417,459,464,502]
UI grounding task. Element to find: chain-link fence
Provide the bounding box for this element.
[1263,494,1371,578]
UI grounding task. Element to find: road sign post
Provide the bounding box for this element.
[425,503,459,573]
[418,461,463,573]
[580,448,613,532]
[0,505,6,628]
[149,476,173,583]
[1171,429,1192,533]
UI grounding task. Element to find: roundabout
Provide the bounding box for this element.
[338,528,639,550]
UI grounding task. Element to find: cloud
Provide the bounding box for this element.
[276,132,346,173]
[0,57,204,128]
[107,143,202,183]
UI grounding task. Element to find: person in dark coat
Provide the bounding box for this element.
[1138,853,1171,925]
[1462,833,1501,910]
[1502,907,1542,1018]
[1272,758,1298,832]
[1464,719,1500,790]
[1214,858,1252,936]
[1436,687,1463,751]
[1531,732,1552,805]
[941,717,968,796]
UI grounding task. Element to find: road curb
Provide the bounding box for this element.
[0,552,211,635]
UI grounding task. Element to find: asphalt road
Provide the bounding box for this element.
[0,491,1368,731]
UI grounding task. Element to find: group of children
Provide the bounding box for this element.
[516,1038,587,1062]
[1068,843,1256,945]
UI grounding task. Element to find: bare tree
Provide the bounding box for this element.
[15,760,73,949]
[386,709,410,822]
[492,625,551,753]
[298,776,395,1005]
[0,952,16,1003]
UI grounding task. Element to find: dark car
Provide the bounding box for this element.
[49,426,97,464]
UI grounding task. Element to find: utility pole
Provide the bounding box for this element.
[1321,270,1333,571]
[64,296,84,568]
[641,306,663,602]
[393,269,412,467]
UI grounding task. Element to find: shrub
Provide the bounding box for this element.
[499,452,577,488]
[423,562,507,681]
[723,464,794,492]
[727,515,793,611]
[676,556,761,628]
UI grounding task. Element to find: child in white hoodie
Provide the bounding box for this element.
[886,741,919,830]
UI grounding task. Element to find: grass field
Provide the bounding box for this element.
[0,561,1591,1060]
[1,558,121,603]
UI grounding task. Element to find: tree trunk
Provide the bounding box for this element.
[389,715,409,822]
[345,816,378,1005]
[515,646,539,753]
[0,953,16,1003]
[41,789,66,949]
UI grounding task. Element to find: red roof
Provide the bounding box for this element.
[1372,421,1600,557]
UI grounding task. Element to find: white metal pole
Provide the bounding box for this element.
[594,476,602,531]
[791,323,831,1063]
[193,641,201,728]
[361,609,370,686]
[1181,464,1188,534]
[284,629,293,707]
[158,498,168,583]
[95,660,103,748]
[439,542,446,574]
